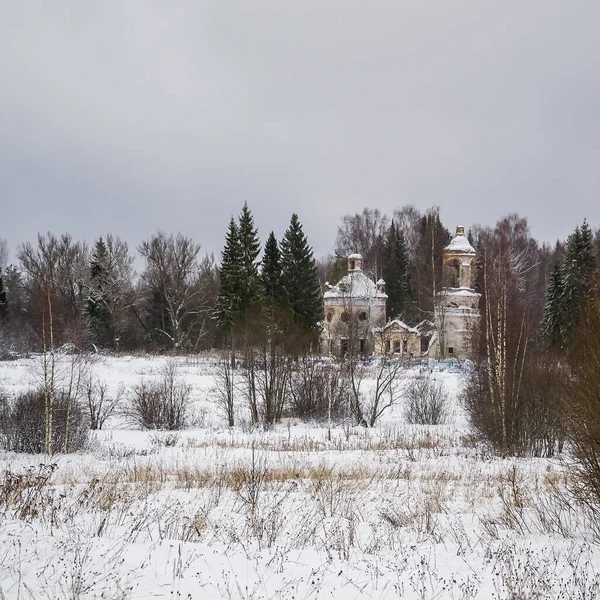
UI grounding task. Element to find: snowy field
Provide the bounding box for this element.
[0,354,599,599]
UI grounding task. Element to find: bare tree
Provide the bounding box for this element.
[393,205,422,263]
[367,355,404,427]
[463,215,555,456]
[214,350,236,427]
[137,232,204,351]
[0,238,8,270]
[18,233,89,346]
[335,208,389,278]
[85,376,123,430]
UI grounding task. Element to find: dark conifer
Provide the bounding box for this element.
[236,202,262,319]
[86,238,111,347]
[280,214,323,333]
[261,231,285,306]
[558,219,598,345]
[0,269,7,322]
[543,261,564,348]
[383,221,412,321]
[215,217,242,332]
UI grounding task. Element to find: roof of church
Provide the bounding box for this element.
[445,226,476,254]
[324,269,387,300]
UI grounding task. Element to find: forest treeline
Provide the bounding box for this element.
[0,204,599,357]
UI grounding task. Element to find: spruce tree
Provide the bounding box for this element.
[236,202,262,320]
[579,218,597,284]
[0,269,7,323]
[383,221,412,321]
[280,214,323,334]
[215,217,243,332]
[86,238,111,347]
[542,261,564,348]
[261,231,285,306]
[559,219,598,345]
[414,210,450,316]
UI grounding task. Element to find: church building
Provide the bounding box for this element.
[321,226,480,359]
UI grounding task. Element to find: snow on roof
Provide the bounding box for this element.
[373,319,419,334]
[376,278,385,285]
[415,319,435,334]
[323,269,387,299]
[348,253,363,260]
[440,288,480,297]
[444,227,475,255]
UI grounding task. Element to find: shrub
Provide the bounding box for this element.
[289,359,348,422]
[562,299,600,518]
[403,372,449,425]
[462,354,565,457]
[0,388,88,453]
[124,362,191,430]
[85,376,123,430]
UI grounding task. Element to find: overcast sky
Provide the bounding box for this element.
[1,1,599,263]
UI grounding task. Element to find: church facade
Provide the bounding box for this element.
[321,226,480,359]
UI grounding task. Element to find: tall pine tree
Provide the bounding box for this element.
[86,237,111,347]
[383,221,413,321]
[0,268,7,323]
[560,221,597,342]
[261,231,285,308]
[236,202,262,320]
[215,203,262,363]
[542,261,564,349]
[280,214,323,335]
[215,217,243,333]
[414,209,450,317]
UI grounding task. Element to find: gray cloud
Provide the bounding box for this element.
[1,1,599,262]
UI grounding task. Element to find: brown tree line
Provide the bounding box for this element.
[0,232,220,355]
[1,209,599,362]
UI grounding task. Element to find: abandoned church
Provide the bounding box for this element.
[321,226,480,359]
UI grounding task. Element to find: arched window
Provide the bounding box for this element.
[444,259,461,287]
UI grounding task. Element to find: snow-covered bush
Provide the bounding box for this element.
[0,387,88,453]
[123,362,191,430]
[403,372,449,425]
[289,359,348,422]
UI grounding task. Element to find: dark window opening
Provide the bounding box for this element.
[359,339,366,354]
[402,340,408,353]
[341,339,349,358]
[393,341,401,354]
[358,311,368,321]
[385,340,391,354]
[448,347,454,355]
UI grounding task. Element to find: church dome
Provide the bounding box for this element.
[444,226,475,254]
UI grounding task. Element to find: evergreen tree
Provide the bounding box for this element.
[579,218,597,284]
[414,209,450,316]
[0,269,7,323]
[280,214,323,334]
[261,231,285,307]
[86,238,111,347]
[559,219,598,345]
[215,217,243,332]
[383,221,413,321]
[542,261,564,348]
[236,202,262,319]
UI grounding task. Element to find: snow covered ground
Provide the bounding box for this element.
[0,355,598,599]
